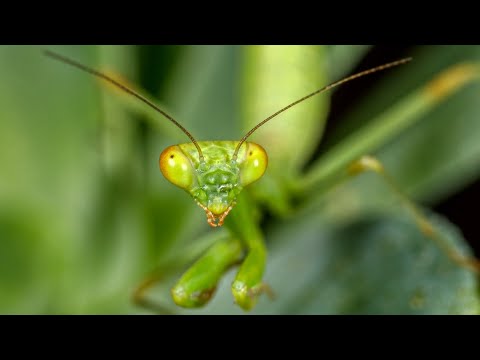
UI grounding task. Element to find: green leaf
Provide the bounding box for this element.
[320,45,480,205]
[192,211,479,314]
[283,214,478,314]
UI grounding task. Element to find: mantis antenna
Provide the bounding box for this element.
[44,50,205,162]
[232,57,413,161]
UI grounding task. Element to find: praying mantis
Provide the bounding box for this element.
[45,46,480,313]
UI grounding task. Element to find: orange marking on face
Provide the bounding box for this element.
[196,201,236,227]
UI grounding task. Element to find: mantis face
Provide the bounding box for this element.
[159,141,268,227]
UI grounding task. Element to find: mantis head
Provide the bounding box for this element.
[159,141,268,227]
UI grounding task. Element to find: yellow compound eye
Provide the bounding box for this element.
[239,143,268,186]
[159,145,195,190]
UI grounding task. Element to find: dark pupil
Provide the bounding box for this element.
[170,155,174,159]
[249,151,253,156]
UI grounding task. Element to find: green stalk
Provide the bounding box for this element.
[298,63,480,196]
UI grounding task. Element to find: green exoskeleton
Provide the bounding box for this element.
[45,47,480,312]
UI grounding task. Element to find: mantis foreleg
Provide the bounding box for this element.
[225,192,274,311]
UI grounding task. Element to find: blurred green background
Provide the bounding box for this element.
[0,45,479,314]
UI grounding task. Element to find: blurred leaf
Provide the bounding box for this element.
[0,45,104,313]
[321,46,480,206]
[162,45,241,140]
[188,211,479,314]
[287,213,479,314]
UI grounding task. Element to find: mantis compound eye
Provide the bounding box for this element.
[159,145,195,190]
[239,143,268,187]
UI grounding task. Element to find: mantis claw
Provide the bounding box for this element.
[231,280,254,310]
[232,281,275,311]
[171,285,217,308]
[170,237,244,309]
